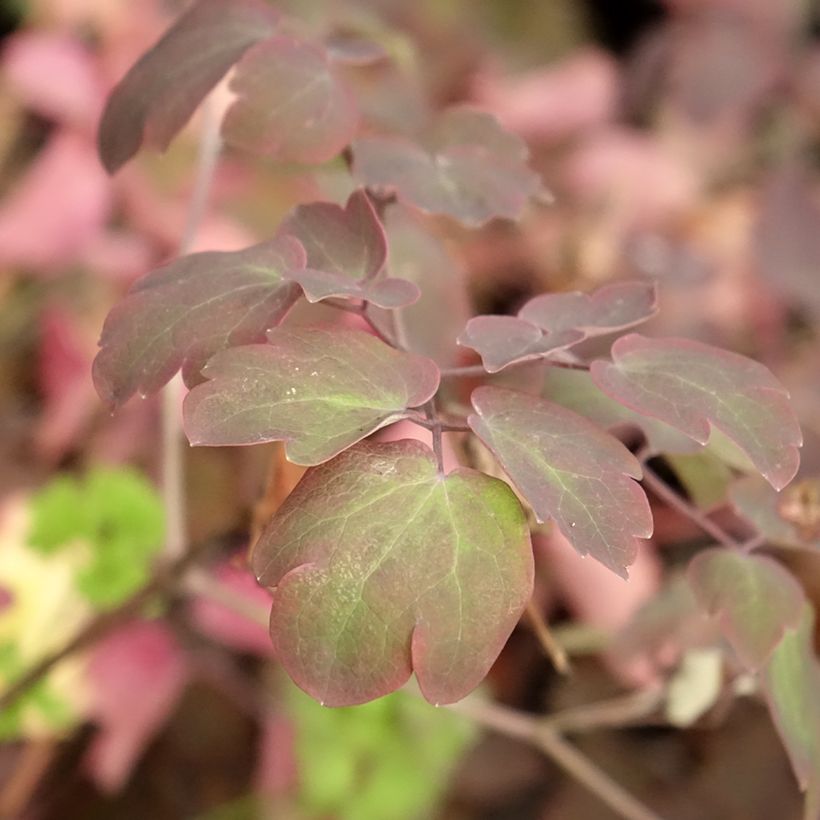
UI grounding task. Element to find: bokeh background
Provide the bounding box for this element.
[1,0,820,818]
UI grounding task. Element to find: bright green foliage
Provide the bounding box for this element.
[28,467,164,607]
[288,684,474,820]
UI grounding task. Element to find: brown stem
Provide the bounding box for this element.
[525,599,571,675]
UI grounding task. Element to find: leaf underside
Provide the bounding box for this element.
[252,439,534,706]
[98,0,279,173]
[183,326,440,465]
[591,334,802,490]
[93,237,305,406]
[468,386,653,578]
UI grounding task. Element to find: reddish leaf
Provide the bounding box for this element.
[287,268,420,308]
[252,439,533,705]
[278,190,386,281]
[183,327,440,465]
[353,107,544,226]
[459,281,657,373]
[468,386,653,578]
[688,549,804,670]
[591,334,802,490]
[93,237,305,406]
[222,36,358,164]
[98,0,279,173]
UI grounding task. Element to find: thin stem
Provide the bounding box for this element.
[425,400,445,474]
[323,299,399,348]
[446,697,662,820]
[162,97,222,561]
[441,358,590,379]
[525,600,571,675]
[637,448,739,549]
[546,687,664,734]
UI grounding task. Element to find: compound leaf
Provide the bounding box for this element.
[353,107,544,227]
[98,0,278,173]
[591,334,802,490]
[762,605,820,819]
[93,237,305,406]
[183,327,440,465]
[223,36,358,164]
[460,281,657,373]
[252,439,533,705]
[468,386,652,578]
[278,189,386,281]
[688,549,805,670]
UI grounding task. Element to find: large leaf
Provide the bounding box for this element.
[98,0,279,173]
[687,549,804,671]
[468,386,652,577]
[222,36,358,164]
[353,107,544,227]
[183,327,440,465]
[252,440,533,705]
[93,237,305,406]
[459,281,657,374]
[762,606,820,819]
[590,334,802,490]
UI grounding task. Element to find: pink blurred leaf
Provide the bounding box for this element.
[325,31,389,66]
[688,549,804,670]
[0,132,111,271]
[353,107,545,227]
[591,335,802,490]
[222,36,358,164]
[278,189,386,281]
[98,0,279,173]
[85,620,187,792]
[468,386,653,578]
[4,31,102,125]
[183,327,440,465]
[252,439,533,705]
[459,281,657,373]
[92,236,305,406]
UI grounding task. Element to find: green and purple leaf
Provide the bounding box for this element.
[98,0,279,174]
[459,281,657,373]
[468,386,653,578]
[762,605,820,819]
[252,439,533,706]
[183,327,439,465]
[93,237,305,406]
[591,334,802,490]
[687,549,805,670]
[353,107,544,227]
[222,36,358,164]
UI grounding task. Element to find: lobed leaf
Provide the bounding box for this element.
[252,439,533,705]
[222,36,358,164]
[287,268,420,308]
[459,281,657,373]
[468,386,653,578]
[762,605,820,818]
[93,237,305,406]
[278,190,386,282]
[353,107,544,227]
[687,549,804,671]
[98,0,279,173]
[183,327,440,465]
[590,334,802,490]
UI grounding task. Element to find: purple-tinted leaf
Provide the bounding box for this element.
[762,605,820,818]
[287,269,420,308]
[459,281,657,373]
[591,334,802,491]
[353,107,544,227]
[183,327,439,465]
[730,476,820,551]
[541,368,698,455]
[688,549,804,671]
[222,36,358,164]
[368,204,470,366]
[93,237,305,406]
[468,386,653,578]
[325,32,389,65]
[252,439,533,705]
[98,0,278,174]
[278,190,386,281]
